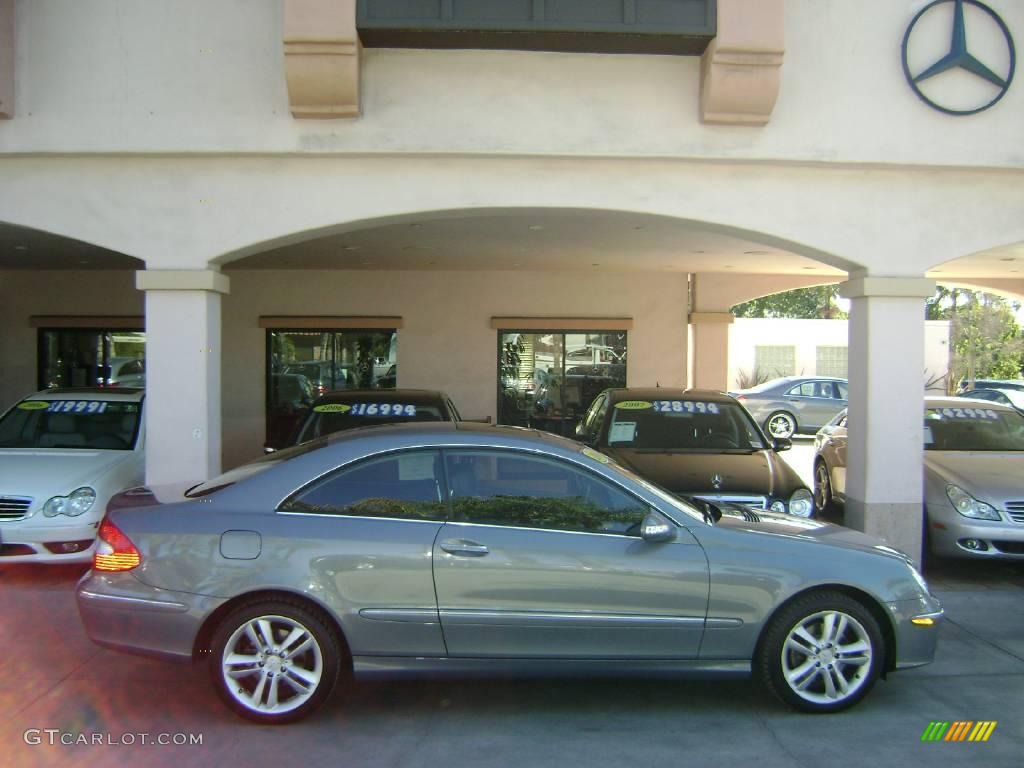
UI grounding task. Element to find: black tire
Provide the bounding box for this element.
[764,411,797,440]
[209,598,344,724]
[756,591,884,713]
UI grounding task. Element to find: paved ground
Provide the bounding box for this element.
[1,555,1021,768]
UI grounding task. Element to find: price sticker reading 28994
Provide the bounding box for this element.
[651,400,720,415]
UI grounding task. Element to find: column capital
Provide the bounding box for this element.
[838,277,935,300]
[688,312,735,325]
[135,270,231,294]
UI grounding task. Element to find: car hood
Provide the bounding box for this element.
[710,502,909,560]
[0,449,134,498]
[924,452,1024,500]
[603,447,802,496]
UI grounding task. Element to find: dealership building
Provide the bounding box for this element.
[1,0,1022,560]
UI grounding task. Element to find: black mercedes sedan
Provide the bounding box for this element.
[575,388,813,517]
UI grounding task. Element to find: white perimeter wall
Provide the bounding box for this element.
[728,318,951,392]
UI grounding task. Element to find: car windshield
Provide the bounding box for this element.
[0,399,141,450]
[925,407,1024,452]
[295,401,446,442]
[608,399,766,452]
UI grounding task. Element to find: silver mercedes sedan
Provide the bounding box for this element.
[76,423,941,724]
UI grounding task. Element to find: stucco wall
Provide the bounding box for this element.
[221,269,689,467]
[2,0,1021,168]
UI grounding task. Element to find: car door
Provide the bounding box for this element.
[827,415,848,501]
[432,449,710,659]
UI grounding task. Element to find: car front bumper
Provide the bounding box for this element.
[76,570,224,662]
[890,596,944,670]
[0,518,101,563]
[927,503,1024,559]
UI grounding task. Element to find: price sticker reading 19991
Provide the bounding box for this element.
[652,400,720,415]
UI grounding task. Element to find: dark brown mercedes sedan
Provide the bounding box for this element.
[576,388,813,517]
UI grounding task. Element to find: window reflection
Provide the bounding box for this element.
[498,331,627,437]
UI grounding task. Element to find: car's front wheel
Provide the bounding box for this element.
[757,591,883,713]
[813,460,836,516]
[209,599,343,724]
[764,411,797,440]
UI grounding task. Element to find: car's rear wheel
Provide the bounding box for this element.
[765,411,797,440]
[757,591,883,713]
[209,599,343,724]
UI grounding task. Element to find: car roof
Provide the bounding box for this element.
[603,387,737,403]
[315,419,574,452]
[314,389,450,404]
[23,387,145,402]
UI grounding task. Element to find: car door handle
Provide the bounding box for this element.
[440,539,489,557]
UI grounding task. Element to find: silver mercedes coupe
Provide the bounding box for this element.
[76,422,941,724]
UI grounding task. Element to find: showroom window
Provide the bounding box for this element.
[35,325,146,390]
[495,326,627,438]
[265,326,398,447]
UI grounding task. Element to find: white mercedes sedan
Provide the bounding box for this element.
[0,388,145,563]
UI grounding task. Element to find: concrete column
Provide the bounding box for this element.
[838,276,936,564]
[689,312,734,391]
[136,270,230,485]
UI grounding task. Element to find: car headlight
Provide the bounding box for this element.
[42,487,96,518]
[788,488,814,518]
[945,484,1000,521]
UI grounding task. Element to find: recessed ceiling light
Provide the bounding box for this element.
[1000,257,1016,262]
[360,260,373,265]
[409,223,422,229]
[591,263,600,267]
[802,266,817,270]
[342,245,360,251]
[744,250,771,256]
[528,225,544,231]
[692,250,705,255]
[79,259,90,265]
[633,226,646,231]
[724,265,734,269]
[14,244,29,251]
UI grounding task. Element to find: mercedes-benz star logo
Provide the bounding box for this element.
[901,0,1016,115]
[711,473,724,490]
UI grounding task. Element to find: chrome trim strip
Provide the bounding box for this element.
[359,608,440,623]
[705,617,744,628]
[77,590,189,613]
[437,610,705,628]
[353,656,751,677]
[441,520,659,540]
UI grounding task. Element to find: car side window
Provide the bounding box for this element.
[281,450,446,521]
[835,382,848,399]
[787,383,814,397]
[445,450,647,535]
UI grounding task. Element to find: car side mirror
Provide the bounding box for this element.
[773,438,792,452]
[575,423,592,442]
[640,512,675,543]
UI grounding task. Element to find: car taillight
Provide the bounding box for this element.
[736,395,747,402]
[93,518,141,572]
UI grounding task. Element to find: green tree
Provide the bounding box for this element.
[928,289,1024,391]
[731,285,847,319]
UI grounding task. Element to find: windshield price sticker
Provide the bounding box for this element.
[313,404,352,414]
[653,400,720,415]
[19,400,109,414]
[931,407,1000,421]
[613,401,653,410]
[348,403,417,417]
